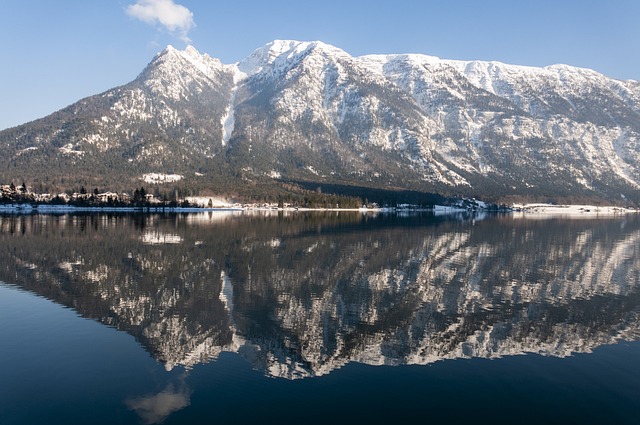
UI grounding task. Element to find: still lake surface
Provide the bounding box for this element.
[1,211,639,424]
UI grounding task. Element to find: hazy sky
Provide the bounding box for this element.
[1,0,639,130]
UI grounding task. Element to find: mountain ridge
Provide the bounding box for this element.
[1,40,639,204]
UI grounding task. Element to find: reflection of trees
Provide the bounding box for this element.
[1,213,639,378]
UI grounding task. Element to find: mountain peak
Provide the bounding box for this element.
[238,40,310,75]
[237,40,350,76]
[183,44,202,58]
[163,44,177,53]
[146,44,224,79]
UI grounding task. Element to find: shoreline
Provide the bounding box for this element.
[511,203,639,217]
[0,203,474,214]
[0,202,637,216]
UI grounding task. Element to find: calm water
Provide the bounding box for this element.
[1,211,639,424]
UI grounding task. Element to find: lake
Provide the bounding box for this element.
[1,211,639,424]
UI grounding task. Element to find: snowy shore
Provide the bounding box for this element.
[0,204,244,214]
[0,202,637,217]
[512,204,638,218]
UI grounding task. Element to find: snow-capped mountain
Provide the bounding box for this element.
[1,40,639,203]
[358,53,640,199]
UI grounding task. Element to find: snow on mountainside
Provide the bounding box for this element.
[0,40,639,203]
[357,52,640,198]
[229,40,466,188]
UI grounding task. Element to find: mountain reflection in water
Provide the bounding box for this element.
[1,212,639,379]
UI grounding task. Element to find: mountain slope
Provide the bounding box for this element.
[358,54,640,201]
[0,46,237,191]
[1,40,639,203]
[227,41,465,191]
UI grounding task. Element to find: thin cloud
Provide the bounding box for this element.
[126,0,195,43]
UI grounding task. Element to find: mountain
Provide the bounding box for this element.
[1,40,640,204]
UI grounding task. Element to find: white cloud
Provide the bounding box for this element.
[126,0,195,43]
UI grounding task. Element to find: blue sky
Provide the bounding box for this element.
[1,0,639,130]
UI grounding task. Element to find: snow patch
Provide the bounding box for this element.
[142,173,184,184]
[59,143,84,156]
[15,147,38,157]
[221,86,238,145]
[185,196,233,208]
[513,204,638,217]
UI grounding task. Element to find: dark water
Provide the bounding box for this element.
[1,211,639,424]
